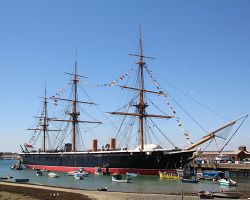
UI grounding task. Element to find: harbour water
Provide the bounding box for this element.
[1,160,249,194]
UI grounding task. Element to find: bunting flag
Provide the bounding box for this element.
[144,65,192,143]
[49,81,72,106]
[25,143,33,148]
[96,72,129,87]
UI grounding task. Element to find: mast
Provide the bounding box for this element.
[138,29,145,150]
[42,85,48,151]
[28,85,61,152]
[48,56,102,152]
[71,60,79,152]
[108,29,173,151]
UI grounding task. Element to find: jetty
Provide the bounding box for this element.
[192,162,250,171]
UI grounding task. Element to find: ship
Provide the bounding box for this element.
[19,31,247,175]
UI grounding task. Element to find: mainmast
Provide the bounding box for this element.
[109,29,173,150]
[138,29,145,150]
[71,60,79,152]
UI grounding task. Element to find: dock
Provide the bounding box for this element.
[192,162,250,171]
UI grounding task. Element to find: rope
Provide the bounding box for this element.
[148,117,177,148]
[219,115,248,153]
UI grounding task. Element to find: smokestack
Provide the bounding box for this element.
[92,139,98,152]
[110,138,116,150]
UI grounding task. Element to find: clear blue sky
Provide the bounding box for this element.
[0,0,249,152]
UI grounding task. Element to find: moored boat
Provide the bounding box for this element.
[218,178,236,186]
[201,170,224,180]
[112,173,131,183]
[0,176,13,180]
[159,171,179,179]
[112,176,131,183]
[74,171,84,180]
[126,172,139,177]
[15,179,29,183]
[197,191,213,199]
[36,169,43,176]
[213,191,241,199]
[48,172,59,178]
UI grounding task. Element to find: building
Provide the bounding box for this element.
[199,146,250,161]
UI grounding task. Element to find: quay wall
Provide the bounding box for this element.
[191,162,250,170]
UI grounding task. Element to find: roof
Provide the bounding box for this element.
[134,144,163,151]
[201,150,248,156]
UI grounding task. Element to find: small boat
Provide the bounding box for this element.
[48,172,59,178]
[159,171,179,179]
[181,178,199,183]
[198,191,213,199]
[97,187,108,191]
[112,173,131,183]
[11,161,23,170]
[213,191,241,199]
[15,178,29,182]
[112,176,131,183]
[68,168,89,177]
[36,170,43,176]
[202,170,224,180]
[126,172,139,177]
[0,175,13,180]
[218,178,236,186]
[74,172,84,180]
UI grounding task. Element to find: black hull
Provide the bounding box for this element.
[20,149,194,175]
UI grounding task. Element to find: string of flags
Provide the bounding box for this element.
[25,132,36,148]
[144,65,191,143]
[96,73,128,87]
[95,67,135,87]
[49,82,72,106]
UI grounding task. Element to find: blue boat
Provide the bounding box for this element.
[202,170,224,180]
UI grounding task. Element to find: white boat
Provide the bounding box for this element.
[48,172,59,178]
[126,172,139,177]
[74,172,84,180]
[68,169,89,177]
[218,178,236,186]
[112,173,131,183]
[112,176,131,183]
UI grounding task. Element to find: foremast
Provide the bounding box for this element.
[109,30,173,150]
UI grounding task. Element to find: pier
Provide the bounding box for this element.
[192,162,250,180]
[192,162,250,171]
